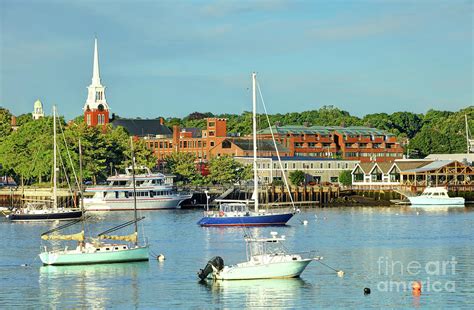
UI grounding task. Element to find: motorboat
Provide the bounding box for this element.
[198,232,318,280]
[84,166,192,211]
[408,187,465,206]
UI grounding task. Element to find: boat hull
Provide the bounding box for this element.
[408,197,465,206]
[6,210,83,222]
[84,195,191,211]
[197,212,294,227]
[214,259,312,280]
[39,245,149,266]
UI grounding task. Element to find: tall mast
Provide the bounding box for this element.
[252,72,259,212]
[466,114,469,154]
[130,137,138,245]
[53,105,57,210]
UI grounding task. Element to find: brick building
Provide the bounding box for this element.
[257,125,403,162]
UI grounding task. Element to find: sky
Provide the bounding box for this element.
[0,0,472,120]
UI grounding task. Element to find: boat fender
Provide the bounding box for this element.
[219,211,224,217]
[197,256,224,280]
[364,288,371,295]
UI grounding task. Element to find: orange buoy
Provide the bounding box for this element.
[412,281,422,296]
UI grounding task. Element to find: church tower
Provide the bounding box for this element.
[83,38,110,126]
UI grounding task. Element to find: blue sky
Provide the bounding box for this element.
[1,0,472,120]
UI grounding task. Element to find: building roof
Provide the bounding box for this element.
[237,156,358,162]
[355,162,375,173]
[394,160,433,172]
[111,118,172,137]
[425,153,474,164]
[402,160,456,173]
[229,138,289,153]
[257,125,394,137]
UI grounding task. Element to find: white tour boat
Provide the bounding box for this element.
[408,187,465,206]
[198,232,318,280]
[84,167,192,211]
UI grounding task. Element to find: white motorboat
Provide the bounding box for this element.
[408,187,465,206]
[84,166,192,211]
[198,232,318,280]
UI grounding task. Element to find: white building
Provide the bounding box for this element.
[32,99,44,120]
[236,156,358,184]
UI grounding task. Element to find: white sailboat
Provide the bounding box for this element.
[198,231,319,280]
[6,106,83,221]
[39,137,149,265]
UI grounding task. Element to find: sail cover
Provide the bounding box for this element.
[41,231,84,241]
[99,232,137,243]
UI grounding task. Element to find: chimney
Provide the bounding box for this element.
[173,125,180,151]
[11,116,17,127]
[159,117,164,125]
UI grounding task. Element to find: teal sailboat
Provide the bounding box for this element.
[39,138,149,265]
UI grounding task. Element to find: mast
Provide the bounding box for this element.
[252,72,259,212]
[130,137,138,245]
[79,139,85,248]
[466,114,470,154]
[53,105,57,210]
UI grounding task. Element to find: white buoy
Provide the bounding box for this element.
[302,220,308,225]
[337,270,345,277]
[157,254,165,262]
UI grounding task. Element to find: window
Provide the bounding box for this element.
[210,141,215,147]
[222,140,231,149]
[208,121,215,127]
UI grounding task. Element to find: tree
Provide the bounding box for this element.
[208,155,244,185]
[289,170,305,186]
[339,170,352,186]
[0,107,12,139]
[165,152,199,183]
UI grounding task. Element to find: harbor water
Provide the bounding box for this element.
[0,206,473,308]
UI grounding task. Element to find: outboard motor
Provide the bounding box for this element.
[198,256,224,280]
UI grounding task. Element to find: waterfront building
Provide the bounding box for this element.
[351,159,474,192]
[32,99,44,120]
[236,156,358,184]
[257,125,404,162]
[351,159,431,187]
[83,38,110,127]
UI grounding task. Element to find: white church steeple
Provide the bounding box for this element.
[83,38,110,126]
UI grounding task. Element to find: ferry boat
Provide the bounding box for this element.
[84,166,192,211]
[408,187,465,206]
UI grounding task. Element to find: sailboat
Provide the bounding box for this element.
[6,106,83,222]
[39,137,149,265]
[197,73,295,226]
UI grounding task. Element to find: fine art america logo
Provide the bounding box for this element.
[377,256,457,293]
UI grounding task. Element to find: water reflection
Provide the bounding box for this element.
[200,278,310,308]
[39,262,148,308]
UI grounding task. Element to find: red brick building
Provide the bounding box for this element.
[257,125,403,162]
[141,119,401,163]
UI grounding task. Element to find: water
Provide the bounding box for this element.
[1,206,473,308]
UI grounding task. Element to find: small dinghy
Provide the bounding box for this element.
[198,232,319,280]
